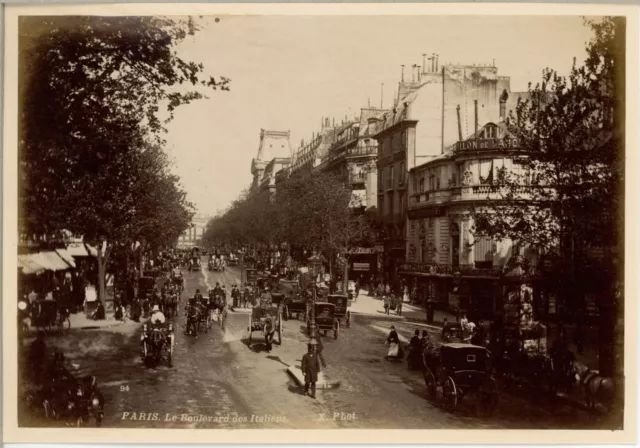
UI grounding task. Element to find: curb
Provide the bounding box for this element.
[287,366,341,390]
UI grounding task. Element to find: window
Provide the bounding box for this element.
[401,130,407,149]
[474,236,494,268]
[419,177,425,193]
[390,166,395,188]
[485,125,498,139]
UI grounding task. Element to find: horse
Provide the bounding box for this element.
[142,324,169,367]
[573,362,617,416]
[185,304,200,336]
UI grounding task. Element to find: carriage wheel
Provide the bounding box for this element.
[334,320,340,340]
[443,376,458,410]
[167,341,173,368]
[475,377,498,417]
[346,311,351,328]
[277,318,283,345]
[424,369,437,401]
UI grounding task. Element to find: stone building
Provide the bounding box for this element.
[372,61,526,290]
[250,129,293,199]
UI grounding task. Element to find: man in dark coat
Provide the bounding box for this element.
[408,329,421,370]
[301,343,321,399]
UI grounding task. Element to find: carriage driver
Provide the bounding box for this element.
[149,304,166,325]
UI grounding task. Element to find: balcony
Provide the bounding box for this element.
[450,184,540,202]
[409,189,451,207]
[347,145,377,158]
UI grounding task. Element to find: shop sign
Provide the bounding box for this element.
[348,247,376,255]
[455,138,519,152]
[353,262,370,272]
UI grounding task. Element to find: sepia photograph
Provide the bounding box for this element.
[3,3,638,444]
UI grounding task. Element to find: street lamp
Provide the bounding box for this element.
[307,251,323,342]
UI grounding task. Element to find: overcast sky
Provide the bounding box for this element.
[162,15,596,218]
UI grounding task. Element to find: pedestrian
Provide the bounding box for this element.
[231,284,241,310]
[397,296,403,316]
[383,295,390,315]
[408,329,421,370]
[301,342,321,399]
[385,325,402,361]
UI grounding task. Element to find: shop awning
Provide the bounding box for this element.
[18,254,46,275]
[35,251,70,271]
[55,248,77,268]
[67,243,89,257]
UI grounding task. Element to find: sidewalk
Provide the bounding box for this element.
[349,294,457,328]
[68,311,138,331]
[287,363,341,390]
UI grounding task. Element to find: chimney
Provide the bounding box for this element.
[422,54,426,73]
[417,66,421,82]
[474,100,479,139]
[401,65,405,82]
[431,53,435,72]
[436,54,439,72]
[456,105,463,141]
[411,65,416,82]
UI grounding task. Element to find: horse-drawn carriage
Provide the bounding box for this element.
[208,257,224,272]
[189,256,201,272]
[208,289,227,325]
[327,294,351,328]
[31,299,70,333]
[247,295,283,346]
[422,343,498,417]
[141,322,174,367]
[184,297,209,335]
[308,302,340,340]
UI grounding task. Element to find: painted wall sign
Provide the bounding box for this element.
[353,262,371,271]
[455,138,519,152]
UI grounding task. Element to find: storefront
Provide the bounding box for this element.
[348,247,377,282]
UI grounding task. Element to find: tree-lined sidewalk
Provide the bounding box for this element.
[19,16,230,304]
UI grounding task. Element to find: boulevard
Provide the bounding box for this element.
[19,262,606,430]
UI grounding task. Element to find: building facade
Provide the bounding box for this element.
[178,213,213,249]
[372,62,525,290]
[250,129,293,196]
[400,121,537,319]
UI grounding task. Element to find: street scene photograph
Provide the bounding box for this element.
[9,9,629,437]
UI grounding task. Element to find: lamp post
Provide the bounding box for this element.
[307,251,323,342]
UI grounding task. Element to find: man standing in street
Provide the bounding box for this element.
[231,284,241,308]
[301,342,321,399]
[397,294,403,316]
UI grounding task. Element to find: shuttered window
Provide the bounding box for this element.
[474,236,494,263]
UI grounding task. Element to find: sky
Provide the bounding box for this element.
[162,15,597,218]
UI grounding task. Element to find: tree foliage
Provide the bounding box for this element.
[202,171,375,267]
[19,16,225,301]
[472,17,624,261]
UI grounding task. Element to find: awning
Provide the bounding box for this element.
[18,254,46,275]
[35,251,70,271]
[55,248,77,268]
[67,243,89,257]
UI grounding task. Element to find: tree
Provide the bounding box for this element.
[19,16,229,304]
[471,17,624,376]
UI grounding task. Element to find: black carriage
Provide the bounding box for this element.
[308,302,339,340]
[138,276,156,301]
[141,322,174,367]
[327,294,351,328]
[247,298,283,346]
[422,343,498,417]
